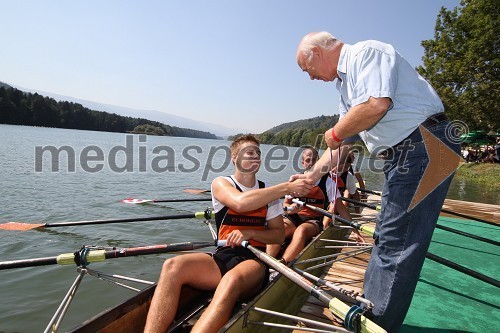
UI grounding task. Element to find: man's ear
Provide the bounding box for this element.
[311,46,321,58]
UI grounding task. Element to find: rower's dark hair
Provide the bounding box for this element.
[230,134,260,155]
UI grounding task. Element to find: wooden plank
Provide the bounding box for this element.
[443,199,499,223]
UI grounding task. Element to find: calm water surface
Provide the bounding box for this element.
[0,124,496,332]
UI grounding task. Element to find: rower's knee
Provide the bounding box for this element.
[160,257,183,278]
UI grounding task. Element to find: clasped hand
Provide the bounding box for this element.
[287,176,314,197]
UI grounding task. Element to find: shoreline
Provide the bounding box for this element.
[454,163,499,192]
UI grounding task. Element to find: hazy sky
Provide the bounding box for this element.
[1,0,461,133]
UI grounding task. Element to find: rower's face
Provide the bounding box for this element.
[301,149,316,170]
[233,142,261,174]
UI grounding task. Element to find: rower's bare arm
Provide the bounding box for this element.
[225,215,285,247]
[290,145,352,183]
[212,177,313,213]
[246,215,285,245]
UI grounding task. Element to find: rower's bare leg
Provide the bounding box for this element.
[267,218,295,257]
[191,259,265,333]
[351,191,362,213]
[335,197,352,221]
[144,253,221,333]
[281,221,319,263]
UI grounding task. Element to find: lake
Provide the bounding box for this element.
[0,124,496,332]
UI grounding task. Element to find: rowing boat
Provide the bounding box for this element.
[68,219,354,332]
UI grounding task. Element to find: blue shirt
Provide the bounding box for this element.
[336,40,444,153]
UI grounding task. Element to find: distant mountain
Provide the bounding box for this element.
[0,83,218,139]
[264,115,339,134]
[8,83,243,138]
[246,115,341,147]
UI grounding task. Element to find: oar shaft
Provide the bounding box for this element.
[241,242,386,333]
[341,197,379,211]
[244,242,330,303]
[426,253,500,288]
[0,256,58,270]
[103,242,215,258]
[154,198,212,203]
[357,188,381,196]
[43,212,213,228]
[291,198,374,237]
[0,241,216,270]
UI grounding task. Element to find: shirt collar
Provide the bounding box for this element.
[337,43,351,77]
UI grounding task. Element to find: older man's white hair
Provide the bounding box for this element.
[297,32,340,63]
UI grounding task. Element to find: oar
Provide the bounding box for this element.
[357,188,498,227]
[291,198,375,237]
[340,197,500,247]
[238,240,387,333]
[121,198,212,204]
[341,196,381,211]
[357,188,381,196]
[184,189,211,194]
[0,241,219,270]
[0,211,215,231]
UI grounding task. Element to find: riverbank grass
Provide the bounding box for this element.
[455,163,500,192]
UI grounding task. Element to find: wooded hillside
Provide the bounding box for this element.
[0,84,218,139]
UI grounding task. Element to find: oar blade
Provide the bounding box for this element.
[120,198,153,204]
[183,189,210,194]
[0,222,44,231]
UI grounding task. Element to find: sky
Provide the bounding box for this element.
[0,0,462,134]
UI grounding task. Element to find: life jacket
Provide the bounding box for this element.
[336,165,355,192]
[296,173,330,219]
[336,171,348,192]
[215,176,268,249]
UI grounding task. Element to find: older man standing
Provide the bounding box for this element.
[293,32,460,332]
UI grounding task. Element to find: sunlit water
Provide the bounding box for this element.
[0,124,496,332]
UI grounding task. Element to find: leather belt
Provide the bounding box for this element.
[419,112,448,129]
[379,113,448,160]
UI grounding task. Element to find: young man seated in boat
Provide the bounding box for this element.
[144,134,314,333]
[267,146,363,266]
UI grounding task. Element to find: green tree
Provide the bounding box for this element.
[132,124,166,136]
[417,0,499,132]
